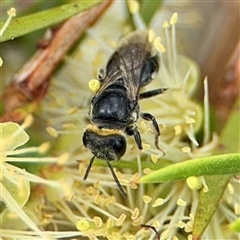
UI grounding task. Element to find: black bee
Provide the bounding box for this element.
[82,30,166,197]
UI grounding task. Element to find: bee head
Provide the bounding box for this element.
[82,125,127,197]
[82,127,127,161]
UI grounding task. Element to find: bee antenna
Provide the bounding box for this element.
[106,160,127,198]
[83,156,95,180]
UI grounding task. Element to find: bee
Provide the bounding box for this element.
[82,30,166,197]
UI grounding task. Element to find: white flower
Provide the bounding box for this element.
[2,1,238,240]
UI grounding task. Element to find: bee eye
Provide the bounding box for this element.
[112,137,126,160]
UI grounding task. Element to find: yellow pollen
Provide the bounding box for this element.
[86,186,94,194]
[130,172,140,182]
[148,29,156,43]
[227,183,234,195]
[93,181,100,189]
[162,21,170,28]
[153,37,166,53]
[153,220,160,227]
[46,127,58,137]
[68,106,78,115]
[87,124,123,136]
[7,8,16,17]
[116,214,126,226]
[177,220,185,228]
[177,198,187,206]
[108,39,117,48]
[188,234,193,240]
[173,236,180,240]
[94,194,101,204]
[62,122,76,129]
[170,12,178,25]
[132,216,143,226]
[131,207,139,220]
[174,125,182,135]
[94,216,103,228]
[22,114,34,129]
[143,195,152,203]
[151,154,158,163]
[203,186,209,193]
[76,219,90,231]
[189,213,195,220]
[182,147,191,153]
[38,142,51,154]
[161,229,170,239]
[128,0,139,14]
[143,168,154,174]
[106,217,114,229]
[57,152,69,165]
[186,117,196,124]
[142,143,151,150]
[94,228,108,236]
[152,198,165,207]
[186,176,202,190]
[185,221,193,232]
[89,79,100,92]
[105,195,116,205]
[234,203,240,215]
[78,163,85,176]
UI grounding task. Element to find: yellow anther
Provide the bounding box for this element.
[162,21,170,28]
[76,219,90,231]
[128,0,139,14]
[154,37,166,53]
[7,8,16,17]
[46,127,58,137]
[174,125,182,135]
[186,176,202,190]
[148,29,156,43]
[170,12,178,25]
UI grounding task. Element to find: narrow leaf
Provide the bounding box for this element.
[217,95,240,154]
[192,96,240,239]
[139,153,240,183]
[229,217,240,233]
[192,175,230,240]
[139,0,163,25]
[0,1,101,42]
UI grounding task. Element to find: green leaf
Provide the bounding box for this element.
[192,175,230,240]
[139,153,240,183]
[191,97,240,239]
[0,122,29,152]
[229,217,240,233]
[139,0,163,25]
[0,1,101,42]
[217,95,240,154]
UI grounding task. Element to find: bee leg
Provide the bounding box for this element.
[126,126,143,150]
[140,112,164,154]
[139,88,167,99]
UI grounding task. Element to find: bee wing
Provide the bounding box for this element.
[97,30,152,101]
